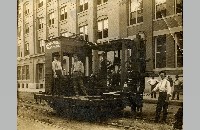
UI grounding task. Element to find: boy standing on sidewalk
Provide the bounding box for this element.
[147,76,159,98]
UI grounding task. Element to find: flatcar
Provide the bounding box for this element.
[34,35,150,119]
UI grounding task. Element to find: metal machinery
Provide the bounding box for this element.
[34,35,150,119]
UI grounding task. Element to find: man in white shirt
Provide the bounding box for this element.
[72,54,87,96]
[52,54,63,95]
[147,76,159,98]
[172,75,183,100]
[151,71,172,123]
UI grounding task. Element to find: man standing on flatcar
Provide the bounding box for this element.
[72,54,88,96]
[151,71,172,123]
[52,53,63,95]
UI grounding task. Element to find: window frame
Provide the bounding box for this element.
[17,46,20,57]
[97,19,108,39]
[24,3,29,15]
[155,34,167,68]
[17,66,22,80]
[175,0,183,14]
[22,66,26,80]
[155,0,167,19]
[60,6,68,21]
[25,23,29,34]
[37,63,44,81]
[97,0,108,5]
[79,25,88,41]
[79,0,88,13]
[175,31,183,68]
[25,43,29,56]
[25,65,30,80]
[38,17,44,30]
[38,40,45,53]
[38,0,43,8]
[48,12,55,26]
[129,0,143,25]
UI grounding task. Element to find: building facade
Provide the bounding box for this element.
[17,0,183,92]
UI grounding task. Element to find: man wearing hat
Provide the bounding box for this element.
[172,75,183,100]
[72,54,88,96]
[52,53,63,95]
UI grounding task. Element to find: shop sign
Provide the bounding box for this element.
[46,41,60,49]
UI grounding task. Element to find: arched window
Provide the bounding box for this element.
[24,2,29,15]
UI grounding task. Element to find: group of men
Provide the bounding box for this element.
[52,53,183,125]
[52,53,87,96]
[147,71,183,124]
[147,74,183,100]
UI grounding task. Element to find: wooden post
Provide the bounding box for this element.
[121,42,126,89]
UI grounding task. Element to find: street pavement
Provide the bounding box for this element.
[17,116,122,130]
[17,116,65,130]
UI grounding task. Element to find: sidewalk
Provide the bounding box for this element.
[143,93,183,101]
[143,93,183,106]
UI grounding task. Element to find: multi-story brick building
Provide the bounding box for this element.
[17,0,183,92]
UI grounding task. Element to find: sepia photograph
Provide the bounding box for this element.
[17,0,183,129]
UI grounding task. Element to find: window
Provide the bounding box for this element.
[22,66,25,80]
[38,0,43,8]
[79,0,88,12]
[155,0,166,19]
[48,13,55,26]
[25,65,30,80]
[98,19,108,39]
[38,18,44,29]
[155,35,166,68]
[175,32,183,67]
[17,46,20,57]
[130,0,143,25]
[18,27,21,37]
[24,43,29,56]
[60,6,67,21]
[97,0,108,5]
[17,66,22,80]
[38,40,45,53]
[20,65,30,80]
[175,0,183,14]
[79,25,88,41]
[25,23,29,34]
[24,3,29,15]
[37,63,44,80]
[38,64,44,80]
[18,83,20,88]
